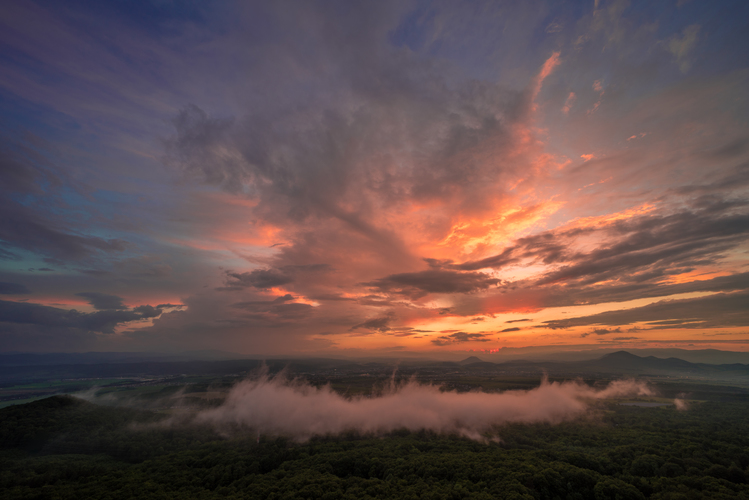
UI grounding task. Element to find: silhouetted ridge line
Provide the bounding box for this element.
[457,356,484,365]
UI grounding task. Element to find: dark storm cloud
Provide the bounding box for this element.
[425,197,749,326]
[232,294,295,310]
[440,202,749,319]
[423,258,455,269]
[675,159,749,196]
[76,292,127,310]
[166,62,517,222]
[162,0,527,274]
[166,76,519,273]
[166,105,238,191]
[232,295,313,322]
[223,269,293,290]
[534,211,749,286]
[364,270,501,299]
[268,303,314,320]
[451,248,520,271]
[132,305,164,319]
[0,282,30,294]
[451,231,570,272]
[281,264,331,273]
[544,291,749,330]
[356,295,397,307]
[308,293,357,302]
[350,315,394,333]
[221,264,329,291]
[453,207,749,285]
[0,299,165,334]
[540,271,749,309]
[592,328,622,335]
[431,331,490,346]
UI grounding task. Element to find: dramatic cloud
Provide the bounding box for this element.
[0,299,164,334]
[76,292,127,311]
[545,291,749,330]
[0,0,747,354]
[365,270,502,299]
[232,294,294,309]
[197,374,653,440]
[534,210,749,287]
[223,269,294,290]
[351,315,395,333]
[431,332,491,346]
[453,205,749,281]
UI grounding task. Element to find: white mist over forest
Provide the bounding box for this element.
[197,375,653,440]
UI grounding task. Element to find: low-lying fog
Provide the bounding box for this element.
[195,374,653,440]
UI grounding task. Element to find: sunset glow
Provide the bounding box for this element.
[1,0,748,357]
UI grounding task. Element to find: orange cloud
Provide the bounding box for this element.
[561,92,576,114]
[531,52,561,110]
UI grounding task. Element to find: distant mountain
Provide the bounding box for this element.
[572,351,749,378]
[587,351,695,371]
[457,356,484,365]
[599,351,640,362]
[1,350,747,385]
[605,349,749,365]
[454,350,749,382]
[467,347,749,365]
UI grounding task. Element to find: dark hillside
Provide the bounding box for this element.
[0,396,219,460]
[2,394,749,499]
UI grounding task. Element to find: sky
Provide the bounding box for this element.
[1,0,748,357]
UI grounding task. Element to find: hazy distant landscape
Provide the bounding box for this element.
[3,350,749,408]
[2,351,749,498]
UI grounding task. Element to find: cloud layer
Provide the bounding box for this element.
[197,374,653,440]
[0,0,748,354]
